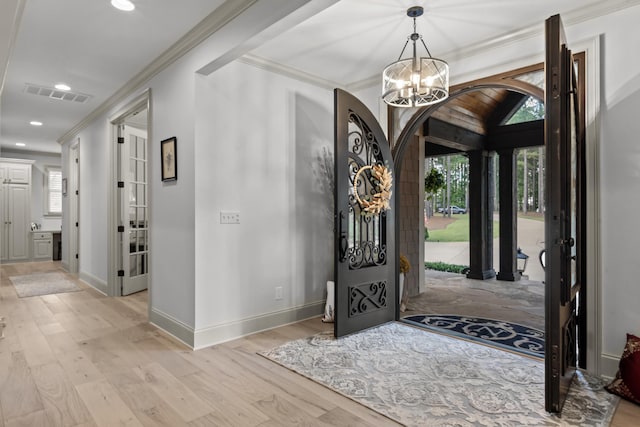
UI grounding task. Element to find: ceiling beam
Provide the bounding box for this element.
[486,120,544,151]
[424,117,485,152]
[424,143,465,157]
[486,91,528,130]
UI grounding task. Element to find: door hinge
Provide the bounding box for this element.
[75,190,79,195]
[75,222,79,227]
[118,225,124,232]
[117,181,124,188]
[117,137,125,144]
[75,253,78,259]
[117,270,125,277]
[75,158,79,163]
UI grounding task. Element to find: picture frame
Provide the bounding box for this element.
[161,137,177,181]
[62,178,68,196]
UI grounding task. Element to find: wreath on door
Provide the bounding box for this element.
[353,164,393,215]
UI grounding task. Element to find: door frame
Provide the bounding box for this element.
[391,37,601,373]
[68,139,80,273]
[108,89,152,299]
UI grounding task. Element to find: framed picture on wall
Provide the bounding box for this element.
[161,137,177,181]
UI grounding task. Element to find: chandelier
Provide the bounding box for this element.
[382,6,449,108]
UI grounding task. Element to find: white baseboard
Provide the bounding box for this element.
[193,301,325,350]
[600,353,621,379]
[61,261,69,272]
[79,271,107,295]
[149,308,195,348]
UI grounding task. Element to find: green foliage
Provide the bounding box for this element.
[428,155,469,210]
[424,261,469,274]
[424,168,445,200]
[424,227,429,240]
[506,96,545,124]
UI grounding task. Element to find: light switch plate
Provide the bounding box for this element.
[220,211,240,224]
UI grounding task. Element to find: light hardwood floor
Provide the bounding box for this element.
[0,261,637,426]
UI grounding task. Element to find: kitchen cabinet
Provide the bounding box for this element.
[1,160,33,262]
[32,232,53,260]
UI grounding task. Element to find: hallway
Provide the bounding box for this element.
[0,262,637,425]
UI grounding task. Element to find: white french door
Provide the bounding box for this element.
[118,124,149,295]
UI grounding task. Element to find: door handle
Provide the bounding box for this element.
[338,211,348,263]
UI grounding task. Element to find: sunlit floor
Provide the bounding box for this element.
[406,269,545,330]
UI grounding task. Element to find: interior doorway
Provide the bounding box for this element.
[108,91,150,298]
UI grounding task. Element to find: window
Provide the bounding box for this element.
[45,166,62,216]
[504,96,545,125]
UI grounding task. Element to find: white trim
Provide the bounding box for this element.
[601,353,621,379]
[68,140,80,274]
[0,0,25,97]
[61,260,69,271]
[193,301,325,350]
[573,35,602,375]
[239,54,342,90]
[108,90,151,298]
[79,271,108,295]
[0,157,34,164]
[149,308,195,348]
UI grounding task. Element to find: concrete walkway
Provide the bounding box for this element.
[424,215,545,282]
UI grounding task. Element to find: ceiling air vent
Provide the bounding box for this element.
[23,83,92,104]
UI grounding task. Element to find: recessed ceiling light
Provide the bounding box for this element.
[54,83,71,91]
[30,120,43,126]
[16,143,26,147]
[111,0,135,11]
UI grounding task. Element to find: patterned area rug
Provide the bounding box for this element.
[10,272,81,298]
[261,322,618,427]
[403,314,545,358]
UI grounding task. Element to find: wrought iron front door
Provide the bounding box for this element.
[334,89,396,338]
[545,14,582,413]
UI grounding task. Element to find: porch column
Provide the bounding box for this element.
[466,150,496,280]
[496,148,521,281]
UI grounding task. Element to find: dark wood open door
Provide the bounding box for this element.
[545,14,583,413]
[334,89,396,338]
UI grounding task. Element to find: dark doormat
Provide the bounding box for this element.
[403,314,544,358]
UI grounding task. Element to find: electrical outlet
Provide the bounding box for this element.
[275,286,283,300]
[220,211,240,224]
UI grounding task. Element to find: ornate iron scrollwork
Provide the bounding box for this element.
[346,109,389,271]
[349,282,387,317]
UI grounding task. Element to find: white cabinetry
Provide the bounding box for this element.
[1,160,33,262]
[32,232,53,260]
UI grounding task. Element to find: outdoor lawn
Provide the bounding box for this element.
[426,214,499,242]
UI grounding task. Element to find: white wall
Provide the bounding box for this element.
[1,149,61,230]
[193,61,333,345]
[60,0,331,344]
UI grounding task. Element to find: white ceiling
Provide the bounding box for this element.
[1,0,637,155]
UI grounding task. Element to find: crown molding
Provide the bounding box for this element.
[57,0,259,144]
[239,54,342,91]
[0,0,26,97]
